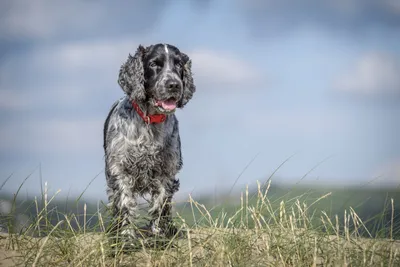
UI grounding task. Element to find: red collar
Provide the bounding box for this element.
[131,100,166,124]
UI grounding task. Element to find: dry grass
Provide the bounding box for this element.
[1,180,399,266]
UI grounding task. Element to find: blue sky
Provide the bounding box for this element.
[0,0,399,201]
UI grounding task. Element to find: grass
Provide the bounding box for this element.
[1,178,400,266]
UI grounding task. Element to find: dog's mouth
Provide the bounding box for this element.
[154,97,177,113]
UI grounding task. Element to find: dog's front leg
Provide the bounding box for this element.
[148,183,167,235]
[106,174,138,241]
[148,179,180,237]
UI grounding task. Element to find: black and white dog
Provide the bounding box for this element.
[103,44,195,239]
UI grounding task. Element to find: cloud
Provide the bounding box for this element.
[0,117,103,155]
[2,0,399,45]
[0,86,89,112]
[0,37,140,75]
[0,38,141,114]
[237,0,400,37]
[46,39,141,73]
[0,0,99,39]
[190,49,261,88]
[0,0,167,42]
[334,52,400,96]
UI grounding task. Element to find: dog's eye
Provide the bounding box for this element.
[149,62,157,68]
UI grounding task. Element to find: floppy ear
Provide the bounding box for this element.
[178,53,196,108]
[118,45,146,102]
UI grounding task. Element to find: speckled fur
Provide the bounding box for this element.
[103,44,195,239]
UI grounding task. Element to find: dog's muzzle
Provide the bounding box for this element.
[152,77,183,113]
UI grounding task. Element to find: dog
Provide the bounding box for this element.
[103,44,195,241]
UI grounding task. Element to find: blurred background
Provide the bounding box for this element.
[0,0,399,203]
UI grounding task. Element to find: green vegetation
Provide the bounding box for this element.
[1,177,399,266]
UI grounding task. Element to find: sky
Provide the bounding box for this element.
[0,0,399,201]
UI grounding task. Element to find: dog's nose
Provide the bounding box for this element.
[165,79,181,91]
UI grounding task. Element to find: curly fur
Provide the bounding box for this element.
[117,45,147,102]
[103,43,195,240]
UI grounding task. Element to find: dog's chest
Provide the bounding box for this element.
[122,127,179,179]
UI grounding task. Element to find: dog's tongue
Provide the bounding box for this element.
[157,99,177,111]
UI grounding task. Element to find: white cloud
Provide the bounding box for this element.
[335,52,400,96]
[0,38,142,110]
[16,38,141,78]
[0,87,87,111]
[189,49,261,87]
[31,119,104,153]
[0,0,167,41]
[49,39,140,72]
[0,0,103,39]
[0,118,103,155]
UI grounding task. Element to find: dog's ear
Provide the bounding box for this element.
[118,45,146,102]
[178,52,196,108]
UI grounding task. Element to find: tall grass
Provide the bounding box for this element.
[1,178,399,266]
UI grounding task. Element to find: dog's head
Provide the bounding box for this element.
[118,44,196,114]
